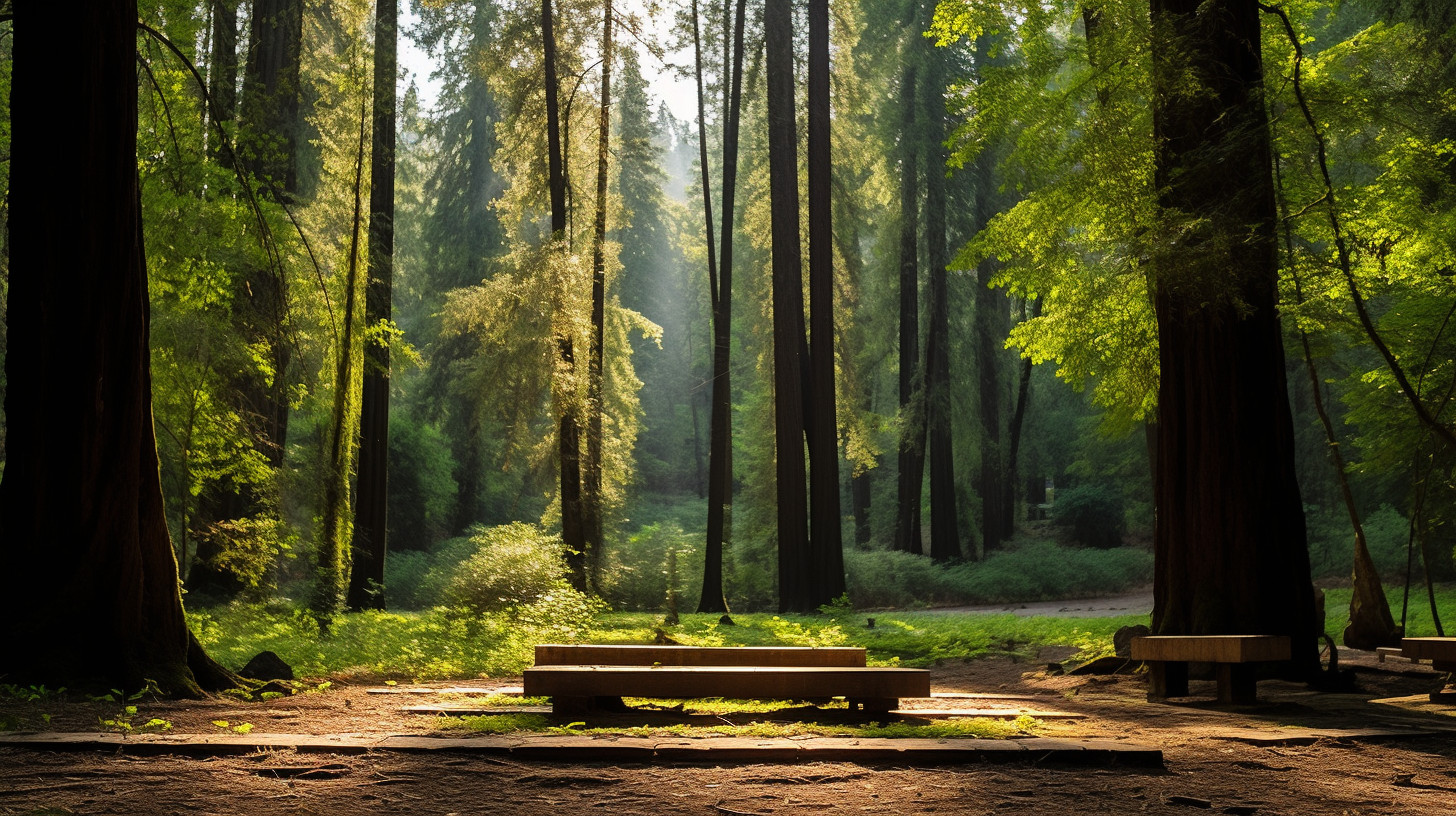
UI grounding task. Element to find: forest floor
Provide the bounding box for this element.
[2,648,1454,815]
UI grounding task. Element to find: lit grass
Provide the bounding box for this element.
[190,602,1148,679]
[435,711,1034,740]
[1321,583,1456,639]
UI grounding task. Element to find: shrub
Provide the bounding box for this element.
[444,523,575,615]
[843,549,963,608]
[598,522,702,612]
[383,534,477,610]
[1051,485,1126,549]
[943,541,1151,603]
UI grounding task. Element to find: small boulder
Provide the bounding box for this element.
[1114,624,1151,658]
[239,650,294,681]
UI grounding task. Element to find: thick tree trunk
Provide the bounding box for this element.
[348,0,397,612]
[806,0,845,605]
[0,0,236,696]
[922,43,960,563]
[765,0,810,613]
[1149,0,1317,675]
[894,62,924,556]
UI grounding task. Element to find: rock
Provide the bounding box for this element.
[1114,624,1151,657]
[239,650,294,681]
[719,615,736,626]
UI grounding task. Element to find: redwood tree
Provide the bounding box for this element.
[347,0,397,612]
[0,1,234,695]
[1148,0,1317,673]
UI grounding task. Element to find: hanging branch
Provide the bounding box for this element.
[1258,2,1456,454]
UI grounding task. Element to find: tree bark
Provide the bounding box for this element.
[806,0,845,604]
[765,0,810,613]
[894,62,924,556]
[348,0,397,612]
[922,40,960,563]
[1148,0,1317,675]
[0,0,236,696]
[698,0,746,614]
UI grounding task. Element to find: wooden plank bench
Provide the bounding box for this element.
[1399,637,1456,701]
[1130,635,1291,704]
[523,664,931,716]
[526,644,925,715]
[533,644,867,667]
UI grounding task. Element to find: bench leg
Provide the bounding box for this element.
[1148,661,1188,700]
[1217,664,1257,705]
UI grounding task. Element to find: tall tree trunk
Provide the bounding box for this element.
[206,0,239,162]
[894,62,924,556]
[348,0,396,612]
[315,100,371,625]
[542,0,586,591]
[1004,298,1040,535]
[806,0,844,604]
[698,0,746,614]
[922,40,960,563]
[1148,0,1317,675]
[584,0,613,589]
[0,0,236,695]
[973,127,1006,554]
[765,0,810,613]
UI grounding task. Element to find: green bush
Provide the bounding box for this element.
[383,534,477,610]
[844,549,963,608]
[1051,485,1126,549]
[444,523,576,615]
[599,522,702,611]
[944,541,1151,603]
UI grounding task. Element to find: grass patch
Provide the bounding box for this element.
[436,710,1033,740]
[1321,583,1456,639]
[191,602,1148,680]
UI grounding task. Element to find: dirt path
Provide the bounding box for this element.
[2,650,1454,815]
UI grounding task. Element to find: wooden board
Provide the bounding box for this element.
[533,644,867,667]
[1401,637,1456,663]
[1130,635,1290,663]
[523,665,929,700]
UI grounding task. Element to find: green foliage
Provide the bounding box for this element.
[386,413,459,552]
[598,522,702,611]
[1050,485,1126,549]
[843,542,1151,608]
[443,523,580,614]
[440,711,1029,740]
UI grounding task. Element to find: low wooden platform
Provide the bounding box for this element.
[534,644,867,667]
[1399,637,1456,701]
[524,665,930,715]
[1130,635,1291,705]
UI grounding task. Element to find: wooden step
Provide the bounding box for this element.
[1130,635,1290,663]
[533,644,867,667]
[523,665,929,702]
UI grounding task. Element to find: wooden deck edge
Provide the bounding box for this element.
[0,732,1161,767]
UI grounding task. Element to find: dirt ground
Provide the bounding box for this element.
[2,649,1455,815]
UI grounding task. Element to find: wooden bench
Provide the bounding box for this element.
[533,644,867,667]
[1130,635,1291,704]
[524,644,927,715]
[1399,637,1456,701]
